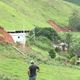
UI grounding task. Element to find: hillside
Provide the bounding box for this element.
[0,0,80,30]
[0,43,80,80]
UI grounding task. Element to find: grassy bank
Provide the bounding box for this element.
[0,0,80,30]
[0,43,80,80]
[0,57,80,80]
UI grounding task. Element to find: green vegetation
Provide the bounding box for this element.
[29,27,60,41]
[0,32,80,80]
[59,32,80,53]
[28,36,52,56]
[64,0,80,5]
[69,10,80,31]
[49,49,56,58]
[58,32,80,64]
[0,43,80,80]
[0,43,27,80]
[0,0,80,30]
[0,0,80,79]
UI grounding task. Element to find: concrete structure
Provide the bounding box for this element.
[0,26,30,48]
[8,30,29,46]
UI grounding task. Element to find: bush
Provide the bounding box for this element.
[55,55,68,64]
[49,49,56,58]
[70,56,77,65]
[55,47,61,52]
[34,36,52,51]
[29,27,60,41]
[63,52,75,60]
[69,10,80,31]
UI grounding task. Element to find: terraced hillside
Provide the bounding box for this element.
[0,0,80,30]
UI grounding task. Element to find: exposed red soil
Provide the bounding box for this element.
[48,20,71,32]
[0,27,14,43]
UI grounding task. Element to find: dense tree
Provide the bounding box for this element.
[29,27,60,41]
[65,33,72,52]
[49,49,56,58]
[69,10,80,31]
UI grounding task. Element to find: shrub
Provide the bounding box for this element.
[70,56,77,65]
[49,49,56,58]
[63,52,75,60]
[55,55,68,63]
[69,10,80,31]
[34,36,52,51]
[29,27,60,41]
[55,47,61,52]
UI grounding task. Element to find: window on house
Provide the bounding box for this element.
[18,36,20,38]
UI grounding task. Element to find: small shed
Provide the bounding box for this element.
[8,30,29,46]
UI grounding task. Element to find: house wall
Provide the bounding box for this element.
[9,33,27,45]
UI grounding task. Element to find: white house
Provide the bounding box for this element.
[8,30,29,46]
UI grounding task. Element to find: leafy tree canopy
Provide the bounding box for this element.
[30,27,60,41]
[69,9,80,31]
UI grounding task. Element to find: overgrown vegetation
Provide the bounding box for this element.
[59,32,80,64]
[0,31,80,80]
[29,27,60,41]
[64,0,80,5]
[49,49,56,58]
[69,10,80,31]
